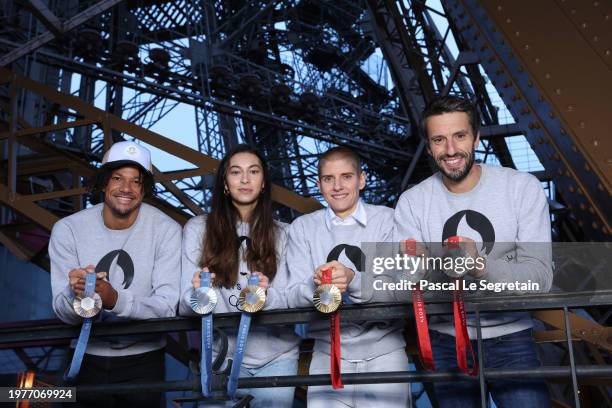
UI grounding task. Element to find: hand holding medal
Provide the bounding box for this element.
[238,273,267,313]
[66,269,101,380]
[313,268,342,313]
[190,269,218,315]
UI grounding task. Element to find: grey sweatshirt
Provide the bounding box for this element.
[394,164,552,339]
[179,216,300,369]
[49,203,181,356]
[285,203,406,360]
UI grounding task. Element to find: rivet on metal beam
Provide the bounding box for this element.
[560,128,567,135]
[534,58,541,64]
[579,121,586,128]
[593,140,599,146]
[593,36,599,42]
[581,23,588,29]
[548,111,555,118]
[593,1,600,6]
[605,50,611,57]
[515,31,521,37]
[567,105,574,112]
[545,73,551,79]
[506,18,512,23]
[570,9,577,15]
[555,89,562,95]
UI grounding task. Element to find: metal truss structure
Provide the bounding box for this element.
[0,0,610,405]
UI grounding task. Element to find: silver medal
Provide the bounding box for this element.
[190,286,218,315]
[73,293,102,318]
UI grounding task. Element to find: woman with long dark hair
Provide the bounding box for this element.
[179,144,299,407]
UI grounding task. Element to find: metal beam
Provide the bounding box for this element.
[0,67,322,214]
[0,119,98,140]
[26,0,63,37]
[0,0,124,66]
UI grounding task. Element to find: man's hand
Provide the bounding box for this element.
[400,239,428,257]
[444,236,487,279]
[251,271,269,290]
[95,274,118,309]
[313,261,355,293]
[69,265,106,297]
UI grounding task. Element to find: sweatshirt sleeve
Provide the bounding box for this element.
[49,221,82,325]
[480,175,553,293]
[178,217,205,316]
[110,220,181,318]
[393,190,425,243]
[285,217,317,308]
[263,222,290,310]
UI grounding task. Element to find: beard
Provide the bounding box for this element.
[105,194,141,218]
[434,149,476,182]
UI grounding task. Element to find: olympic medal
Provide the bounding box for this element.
[313,283,342,313]
[73,293,102,318]
[238,285,266,313]
[190,286,218,315]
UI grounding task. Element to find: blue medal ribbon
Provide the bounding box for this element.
[200,273,213,397]
[227,274,259,398]
[66,272,96,380]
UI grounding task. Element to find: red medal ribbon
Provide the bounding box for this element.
[448,236,478,376]
[322,268,344,389]
[403,240,435,371]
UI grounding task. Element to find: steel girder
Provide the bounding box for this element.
[445,0,611,240]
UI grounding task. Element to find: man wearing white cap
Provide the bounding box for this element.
[49,141,181,407]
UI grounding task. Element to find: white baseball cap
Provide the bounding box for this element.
[101,141,153,174]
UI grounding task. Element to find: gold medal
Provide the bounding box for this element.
[238,285,266,313]
[313,283,342,313]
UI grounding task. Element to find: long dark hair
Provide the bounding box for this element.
[200,144,278,288]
